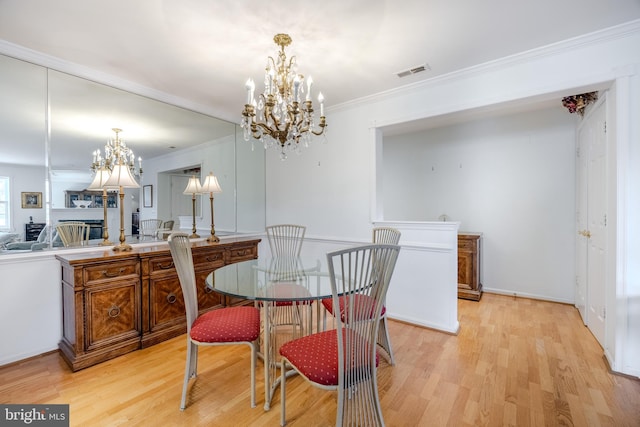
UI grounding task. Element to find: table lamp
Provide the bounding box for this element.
[183,175,202,238]
[200,172,222,243]
[87,165,114,246]
[104,162,140,251]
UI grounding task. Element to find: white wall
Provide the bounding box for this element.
[142,135,236,234]
[0,163,46,237]
[0,254,62,365]
[383,107,577,302]
[265,23,640,376]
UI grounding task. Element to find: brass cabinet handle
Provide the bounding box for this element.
[236,249,247,256]
[107,305,121,318]
[103,268,125,277]
[158,261,174,269]
[206,255,221,262]
[166,293,177,304]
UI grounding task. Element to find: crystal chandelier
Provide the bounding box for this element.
[241,33,327,160]
[91,128,142,175]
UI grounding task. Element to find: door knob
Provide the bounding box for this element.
[579,230,591,238]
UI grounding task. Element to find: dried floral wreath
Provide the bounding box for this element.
[562,92,598,117]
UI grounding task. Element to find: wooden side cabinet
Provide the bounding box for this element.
[56,237,260,371]
[58,253,142,371]
[458,233,483,301]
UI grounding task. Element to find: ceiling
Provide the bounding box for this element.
[1,0,639,166]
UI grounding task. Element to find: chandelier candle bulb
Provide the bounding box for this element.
[306,76,313,101]
[293,76,301,101]
[245,78,254,104]
[318,92,325,116]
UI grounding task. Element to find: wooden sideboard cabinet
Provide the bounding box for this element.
[458,233,483,301]
[56,238,260,371]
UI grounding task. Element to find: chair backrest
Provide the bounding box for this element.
[140,219,163,236]
[163,220,175,231]
[372,226,401,245]
[326,244,400,424]
[168,232,198,330]
[266,224,306,257]
[55,222,90,247]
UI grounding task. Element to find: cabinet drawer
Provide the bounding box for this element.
[147,256,177,274]
[193,249,225,269]
[226,245,258,263]
[85,260,140,284]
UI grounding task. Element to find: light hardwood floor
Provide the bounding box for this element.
[1,293,638,426]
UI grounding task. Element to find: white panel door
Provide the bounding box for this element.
[576,97,607,347]
[170,175,196,218]
[586,100,607,347]
[575,121,588,322]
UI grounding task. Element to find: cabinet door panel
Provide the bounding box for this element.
[195,269,223,310]
[149,276,186,329]
[86,282,140,350]
[457,251,473,289]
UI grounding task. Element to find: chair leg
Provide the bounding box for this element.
[180,340,198,410]
[377,316,395,365]
[280,359,287,426]
[250,340,257,408]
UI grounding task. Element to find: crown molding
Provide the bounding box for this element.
[330,19,640,113]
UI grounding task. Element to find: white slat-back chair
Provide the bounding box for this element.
[55,222,90,247]
[322,227,401,365]
[139,219,163,238]
[371,226,401,364]
[168,232,260,410]
[280,244,401,426]
[264,224,312,336]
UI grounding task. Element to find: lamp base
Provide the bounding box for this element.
[112,243,133,252]
[207,234,220,243]
[189,233,200,239]
[99,239,113,246]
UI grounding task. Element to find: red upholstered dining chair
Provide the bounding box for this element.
[279,244,401,427]
[322,226,401,364]
[168,232,260,410]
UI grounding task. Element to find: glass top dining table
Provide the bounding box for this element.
[205,256,333,410]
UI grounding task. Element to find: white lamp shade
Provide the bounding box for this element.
[87,167,115,190]
[200,172,222,193]
[104,163,140,189]
[183,175,202,194]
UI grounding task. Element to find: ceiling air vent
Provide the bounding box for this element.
[396,64,430,78]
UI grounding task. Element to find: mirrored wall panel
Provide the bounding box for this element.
[0,52,265,253]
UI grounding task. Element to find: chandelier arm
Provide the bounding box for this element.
[311,120,327,136]
[253,122,273,134]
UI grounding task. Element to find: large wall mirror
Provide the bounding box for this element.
[0,52,265,253]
